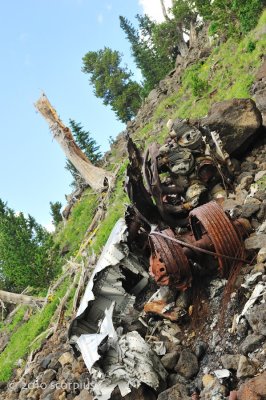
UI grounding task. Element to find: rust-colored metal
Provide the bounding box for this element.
[189,201,245,277]
[149,252,170,286]
[144,300,180,321]
[149,202,248,289]
[196,158,217,183]
[149,228,192,291]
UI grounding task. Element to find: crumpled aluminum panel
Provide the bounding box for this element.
[69,219,166,399]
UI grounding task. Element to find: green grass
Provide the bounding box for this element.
[54,188,98,256]
[0,279,70,381]
[133,9,266,142]
[6,306,28,333]
[91,163,128,255]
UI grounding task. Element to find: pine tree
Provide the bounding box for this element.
[0,201,61,291]
[119,15,179,95]
[82,47,142,122]
[50,201,63,226]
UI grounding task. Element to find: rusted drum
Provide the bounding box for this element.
[189,201,244,277]
[149,228,192,290]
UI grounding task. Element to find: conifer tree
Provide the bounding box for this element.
[82,47,142,122]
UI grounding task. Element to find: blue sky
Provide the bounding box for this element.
[0,0,170,229]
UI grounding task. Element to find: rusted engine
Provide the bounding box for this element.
[126,118,251,291]
[149,201,250,290]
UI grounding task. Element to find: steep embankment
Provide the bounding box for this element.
[0,10,265,400]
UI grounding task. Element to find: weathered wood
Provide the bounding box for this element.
[0,290,45,307]
[34,93,113,191]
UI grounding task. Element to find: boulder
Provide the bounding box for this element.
[221,354,240,370]
[236,355,257,378]
[74,389,93,400]
[257,247,266,263]
[252,59,266,125]
[175,349,199,379]
[240,334,265,355]
[201,98,262,156]
[157,382,190,400]
[161,352,179,370]
[246,303,266,335]
[237,371,266,400]
[245,234,266,250]
[58,352,74,367]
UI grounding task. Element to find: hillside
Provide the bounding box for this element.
[0,9,266,400]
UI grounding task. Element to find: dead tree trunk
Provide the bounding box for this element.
[176,23,189,57]
[0,290,45,307]
[160,0,171,21]
[35,94,113,191]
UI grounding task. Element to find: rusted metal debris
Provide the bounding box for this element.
[149,202,250,290]
[126,118,252,291]
[68,117,255,400]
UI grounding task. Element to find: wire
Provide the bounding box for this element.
[149,231,248,263]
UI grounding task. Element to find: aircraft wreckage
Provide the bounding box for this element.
[69,118,256,399]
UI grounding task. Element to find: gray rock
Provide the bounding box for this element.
[254,190,266,201]
[41,369,56,385]
[167,373,187,388]
[245,234,266,250]
[246,303,266,335]
[240,161,258,173]
[200,376,227,400]
[236,355,257,378]
[257,247,266,263]
[239,175,254,190]
[201,98,262,156]
[0,381,7,390]
[157,382,190,400]
[195,341,207,360]
[175,349,199,379]
[40,355,52,370]
[241,203,260,218]
[39,385,57,400]
[161,352,179,370]
[255,170,266,182]
[221,354,240,370]
[58,352,74,367]
[257,203,266,221]
[73,389,93,400]
[240,334,265,355]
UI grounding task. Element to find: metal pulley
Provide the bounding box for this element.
[149,202,250,289]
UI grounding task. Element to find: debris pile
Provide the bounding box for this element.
[0,95,266,400]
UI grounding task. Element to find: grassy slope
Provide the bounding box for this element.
[0,10,265,383]
[0,279,71,381]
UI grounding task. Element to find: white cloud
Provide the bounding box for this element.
[97,13,104,24]
[44,221,55,233]
[138,0,173,22]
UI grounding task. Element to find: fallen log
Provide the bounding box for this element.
[0,290,45,307]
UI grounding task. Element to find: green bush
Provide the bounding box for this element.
[246,40,257,52]
[190,74,209,96]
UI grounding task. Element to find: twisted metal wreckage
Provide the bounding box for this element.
[69,119,253,399]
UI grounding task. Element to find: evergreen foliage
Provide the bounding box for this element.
[49,201,63,226]
[180,0,266,37]
[82,47,142,122]
[0,200,61,291]
[119,15,177,95]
